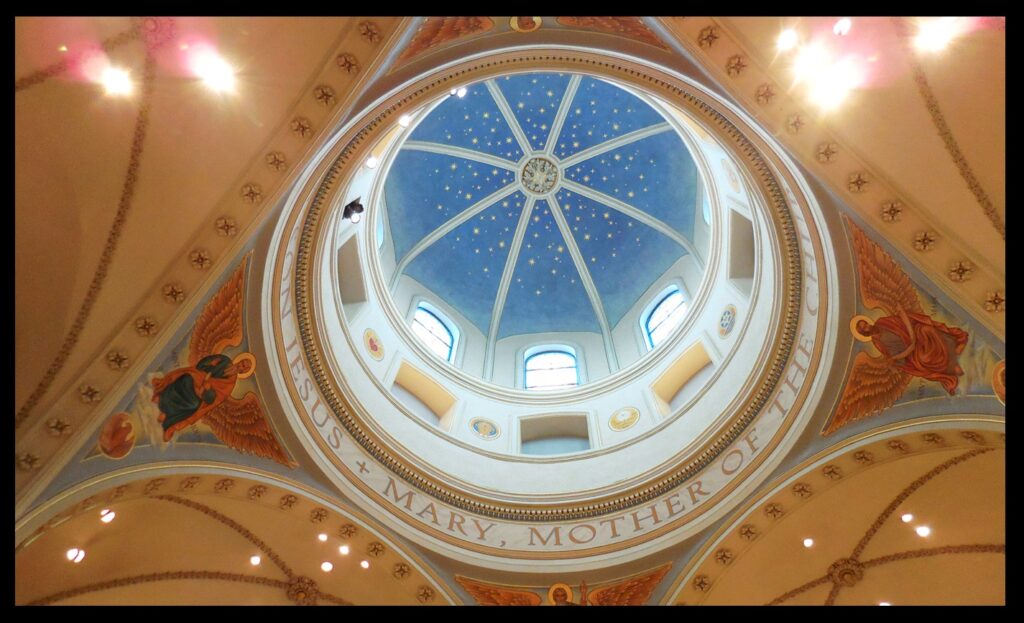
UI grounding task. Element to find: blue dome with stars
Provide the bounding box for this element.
[381,72,703,363]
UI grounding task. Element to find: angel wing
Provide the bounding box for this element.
[846,216,922,315]
[188,258,247,366]
[455,576,543,606]
[824,351,913,435]
[586,564,672,606]
[203,392,296,468]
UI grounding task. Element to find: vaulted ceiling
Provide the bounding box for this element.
[15,16,1004,605]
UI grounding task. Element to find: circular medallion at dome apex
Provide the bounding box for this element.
[521,156,559,194]
[379,72,707,388]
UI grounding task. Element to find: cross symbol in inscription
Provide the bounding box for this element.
[356,461,370,474]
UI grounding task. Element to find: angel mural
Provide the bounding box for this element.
[150,258,296,467]
[456,564,670,605]
[824,219,970,435]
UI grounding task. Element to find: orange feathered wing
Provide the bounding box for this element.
[455,576,543,606]
[826,352,913,436]
[203,393,296,468]
[586,564,672,606]
[189,259,247,365]
[846,216,922,315]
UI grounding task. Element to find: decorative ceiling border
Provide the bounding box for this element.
[655,18,1004,340]
[14,18,413,513]
[284,49,815,524]
[663,415,1004,604]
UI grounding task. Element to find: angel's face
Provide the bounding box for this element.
[233,358,253,376]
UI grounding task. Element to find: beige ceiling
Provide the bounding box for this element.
[15,475,449,605]
[719,16,1004,270]
[15,16,348,417]
[674,434,1005,605]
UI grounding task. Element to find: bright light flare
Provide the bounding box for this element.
[100,67,132,96]
[915,17,963,53]
[360,560,370,569]
[833,18,852,36]
[806,55,864,110]
[901,513,914,523]
[915,525,931,537]
[189,47,236,92]
[250,555,261,566]
[456,86,467,98]
[321,561,334,572]
[802,538,814,548]
[365,156,379,169]
[317,533,328,542]
[777,29,799,52]
[398,114,413,128]
[339,545,350,555]
[792,43,830,84]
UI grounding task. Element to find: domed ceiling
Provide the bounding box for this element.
[382,73,701,341]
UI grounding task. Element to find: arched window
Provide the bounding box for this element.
[525,347,578,391]
[645,288,688,349]
[411,304,456,362]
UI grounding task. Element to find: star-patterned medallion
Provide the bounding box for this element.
[383,72,702,351]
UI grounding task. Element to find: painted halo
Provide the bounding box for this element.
[547,582,575,605]
[232,352,257,379]
[850,315,874,342]
[510,17,542,33]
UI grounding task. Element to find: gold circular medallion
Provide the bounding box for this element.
[364,329,385,361]
[609,407,640,432]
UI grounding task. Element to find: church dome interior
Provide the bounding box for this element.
[15,16,1004,605]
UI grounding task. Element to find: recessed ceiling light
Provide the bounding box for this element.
[321,561,334,572]
[317,533,328,542]
[901,513,914,523]
[339,545,350,555]
[398,114,413,128]
[833,18,852,36]
[365,156,379,169]
[350,212,362,224]
[915,525,931,537]
[250,555,261,566]
[777,29,799,52]
[192,50,236,92]
[803,538,814,548]
[66,548,85,563]
[915,17,961,53]
[100,67,132,96]
[99,509,116,523]
[879,602,891,606]
[450,88,458,96]
[360,560,370,569]
[456,86,467,98]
